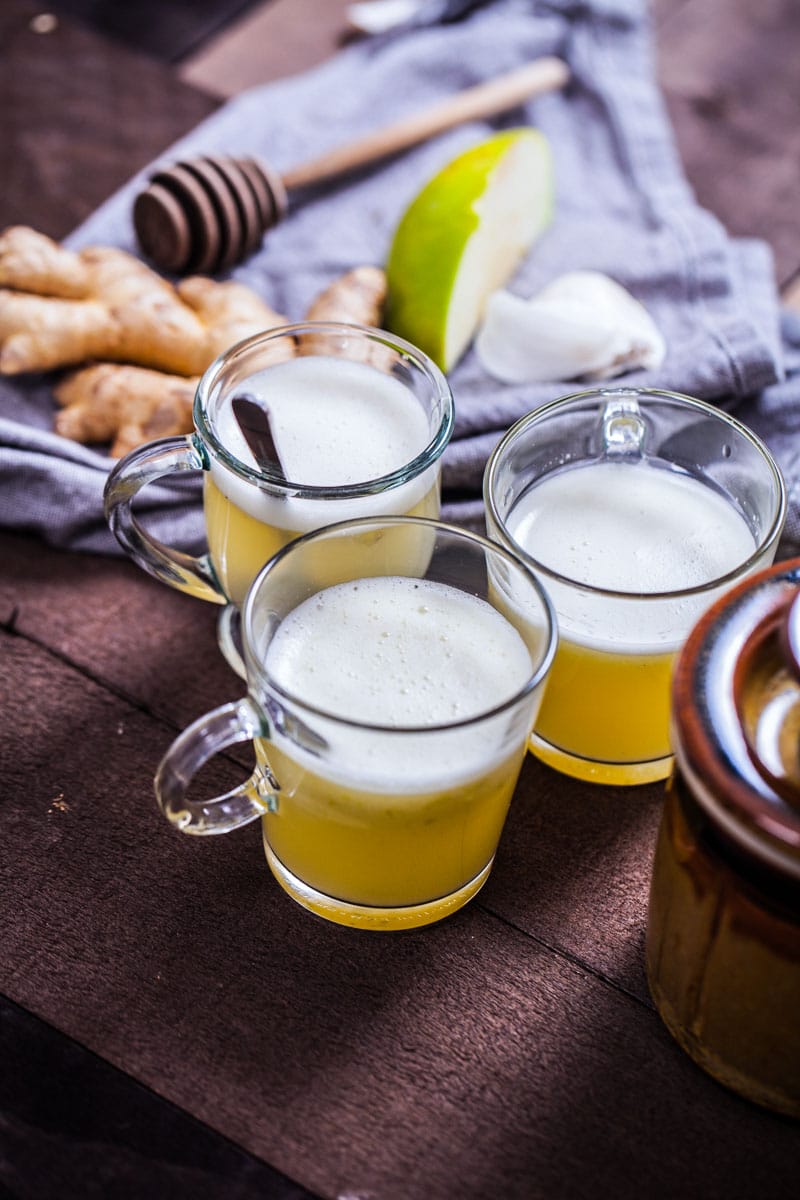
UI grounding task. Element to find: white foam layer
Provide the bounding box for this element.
[507,460,756,651]
[210,356,436,531]
[264,577,535,791]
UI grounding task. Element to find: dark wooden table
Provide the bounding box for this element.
[1,2,798,1197]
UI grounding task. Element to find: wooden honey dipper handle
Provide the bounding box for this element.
[134,57,569,274]
[280,57,570,191]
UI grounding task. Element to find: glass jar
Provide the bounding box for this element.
[646,558,800,1118]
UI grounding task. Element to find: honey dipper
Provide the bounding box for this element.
[133,56,569,274]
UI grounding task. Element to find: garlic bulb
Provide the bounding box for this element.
[475,270,666,384]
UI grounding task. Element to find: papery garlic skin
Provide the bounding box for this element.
[475,270,666,384]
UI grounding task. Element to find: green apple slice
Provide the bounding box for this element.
[385,128,554,372]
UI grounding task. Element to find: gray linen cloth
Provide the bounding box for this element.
[1,0,797,555]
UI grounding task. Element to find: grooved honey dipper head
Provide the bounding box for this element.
[132,60,570,275]
[133,155,288,275]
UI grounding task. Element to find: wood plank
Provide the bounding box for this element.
[2,632,795,1200]
[0,0,218,239]
[0,530,659,1002]
[1,4,799,1194]
[0,531,242,735]
[654,0,800,285]
[0,994,317,1199]
[484,761,664,1001]
[179,0,353,96]
[49,0,265,63]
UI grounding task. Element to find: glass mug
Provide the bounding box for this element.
[155,517,557,931]
[484,387,786,786]
[104,322,454,672]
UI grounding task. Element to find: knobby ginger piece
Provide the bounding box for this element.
[178,276,294,364]
[305,265,387,325]
[0,245,208,376]
[0,225,91,298]
[80,246,211,376]
[301,265,387,359]
[0,225,391,456]
[54,363,197,458]
[0,232,292,377]
[0,290,116,373]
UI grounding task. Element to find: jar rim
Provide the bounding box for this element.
[672,557,800,879]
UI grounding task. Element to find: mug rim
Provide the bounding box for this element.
[193,321,455,497]
[241,515,558,734]
[483,386,787,602]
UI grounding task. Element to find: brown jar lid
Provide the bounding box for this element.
[672,557,800,878]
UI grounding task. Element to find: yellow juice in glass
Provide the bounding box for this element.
[205,355,441,605]
[257,575,537,929]
[506,460,756,783]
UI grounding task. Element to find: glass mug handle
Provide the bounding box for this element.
[103,435,225,604]
[155,696,276,834]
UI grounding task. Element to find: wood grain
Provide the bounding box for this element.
[0,529,659,1002]
[47,0,260,62]
[0,0,218,239]
[0,532,242,734]
[179,0,354,97]
[654,0,800,285]
[1,2,799,1196]
[0,994,312,1199]
[1,629,796,1200]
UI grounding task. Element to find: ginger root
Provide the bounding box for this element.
[51,279,295,457]
[177,276,293,365]
[54,364,197,459]
[0,225,91,298]
[0,231,290,376]
[0,291,116,374]
[304,265,387,327]
[1,225,388,457]
[301,266,387,359]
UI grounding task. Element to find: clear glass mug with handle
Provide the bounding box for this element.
[103,321,454,672]
[484,387,786,787]
[154,516,557,931]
